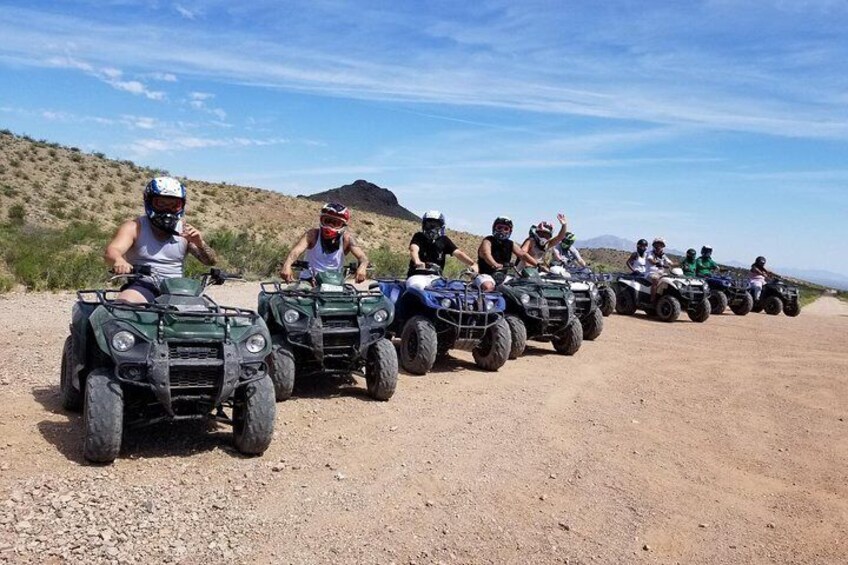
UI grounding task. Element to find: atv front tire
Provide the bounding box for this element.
[268,340,296,401]
[60,336,83,412]
[688,299,711,323]
[366,338,398,401]
[656,295,681,323]
[233,376,276,456]
[783,301,801,317]
[505,314,527,359]
[710,290,728,315]
[552,318,583,355]
[83,370,123,464]
[731,293,754,316]
[763,296,783,316]
[581,308,604,341]
[472,317,510,371]
[400,316,438,375]
[599,287,616,317]
[615,288,638,315]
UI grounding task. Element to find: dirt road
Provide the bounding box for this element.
[1,287,846,564]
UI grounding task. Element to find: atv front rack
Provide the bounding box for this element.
[259,281,384,299]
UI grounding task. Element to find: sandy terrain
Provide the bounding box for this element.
[0,286,846,564]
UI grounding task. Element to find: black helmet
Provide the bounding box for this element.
[755,256,766,266]
[701,245,713,257]
[686,248,697,259]
[492,216,513,240]
[637,238,648,248]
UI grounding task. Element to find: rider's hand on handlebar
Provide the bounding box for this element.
[493,262,503,270]
[415,262,426,270]
[354,264,368,283]
[112,259,133,275]
[279,265,294,283]
[468,263,479,274]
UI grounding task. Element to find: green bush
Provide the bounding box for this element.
[7,204,25,224]
[205,230,286,279]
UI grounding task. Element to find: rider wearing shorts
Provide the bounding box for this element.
[475,216,539,292]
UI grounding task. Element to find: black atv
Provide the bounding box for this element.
[494,265,585,358]
[752,278,801,317]
[613,269,712,323]
[258,261,398,401]
[61,266,276,463]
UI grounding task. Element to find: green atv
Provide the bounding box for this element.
[61,266,276,464]
[258,261,398,401]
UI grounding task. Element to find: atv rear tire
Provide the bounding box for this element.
[83,370,123,464]
[688,299,711,323]
[783,301,801,317]
[709,290,728,315]
[472,317,510,371]
[581,308,604,341]
[400,316,438,375]
[365,338,398,401]
[505,314,527,359]
[60,336,83,412]
[615,288,638,315]
[731,293,754,316]
[552,318,583,355]
[233,376,276,456]
[599,287,616,317]
[268,341,296,401]
[763,296,783,316]
[656,295,681,323]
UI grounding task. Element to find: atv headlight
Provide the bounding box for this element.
[519,293,531,305]
[485,300,496,311]
[283,309,300,324]
[245,334,267,354]
[111,330,135,352]
[567,293,575,304]
[440,298,452,309]
[373,309,389,323]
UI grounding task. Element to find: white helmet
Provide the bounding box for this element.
[422,210,445,240]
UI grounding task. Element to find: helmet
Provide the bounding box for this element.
[755,256,766,266]
[560,231,577,250]
[701,245,713,256]
[421,210,445,241]
[529,221,554,247]
[686,248,697,259]
[652,237,666,248]
[143,177,186,234]
[492,216,513,240]
[319,202,350,240]
[637,238,648,248]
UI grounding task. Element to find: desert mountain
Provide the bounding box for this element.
[300,179,420,223]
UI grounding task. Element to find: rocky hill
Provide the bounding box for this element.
[0,130,479,255]
[299,179,420,222]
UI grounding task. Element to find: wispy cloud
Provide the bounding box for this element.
[46,55,165,100]
[188,91,227,121]
[128,136,288,156]
[175,4,199,20]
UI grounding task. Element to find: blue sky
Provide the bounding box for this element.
[1,1,846,275]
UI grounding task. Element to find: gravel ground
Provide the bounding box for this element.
[1,287,847,564]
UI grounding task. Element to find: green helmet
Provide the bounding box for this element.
[561,231,577,249]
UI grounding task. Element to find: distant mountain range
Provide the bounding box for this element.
[578,234,848,290]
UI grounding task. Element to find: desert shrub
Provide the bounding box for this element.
[0,273,14,293]
[7,204,25,224]
[103,182,115,194]
[0,222,109,290]
[205,230,286,278]
[367,244,408,277]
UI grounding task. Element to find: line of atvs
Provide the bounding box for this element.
[59,262,800,463]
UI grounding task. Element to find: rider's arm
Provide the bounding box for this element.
[452,249,477,269]
[409,243,423,267]
[279,230,314,280]
[104,220,139,274]
[546,215,568,249]
[184,223,217,266]
[571,247,587,267]
[626,252,637,271]
[513,242,538,266]
[345,233,370,283]
[478,239,501,269]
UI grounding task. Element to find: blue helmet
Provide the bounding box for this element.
[143,177,186,233]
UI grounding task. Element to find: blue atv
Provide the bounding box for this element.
[704,271,754,315]
[378,264,511,375]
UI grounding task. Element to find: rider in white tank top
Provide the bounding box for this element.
[300,234,345,280]
[124,215,187,279]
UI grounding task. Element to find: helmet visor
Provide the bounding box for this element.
[151,195,184,213]
[320,215,347,229]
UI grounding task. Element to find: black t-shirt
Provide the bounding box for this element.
[407,232,457,276]
[477,235,514,276]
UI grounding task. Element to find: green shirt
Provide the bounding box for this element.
[681,258,697,276]
[695,256,718,276]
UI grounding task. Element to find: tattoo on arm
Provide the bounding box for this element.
[189,242,217,265]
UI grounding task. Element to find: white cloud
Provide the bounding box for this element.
[128,136,288,155]
[148,72,178,82]
[46,55,165,101]
[175,4,198,20]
